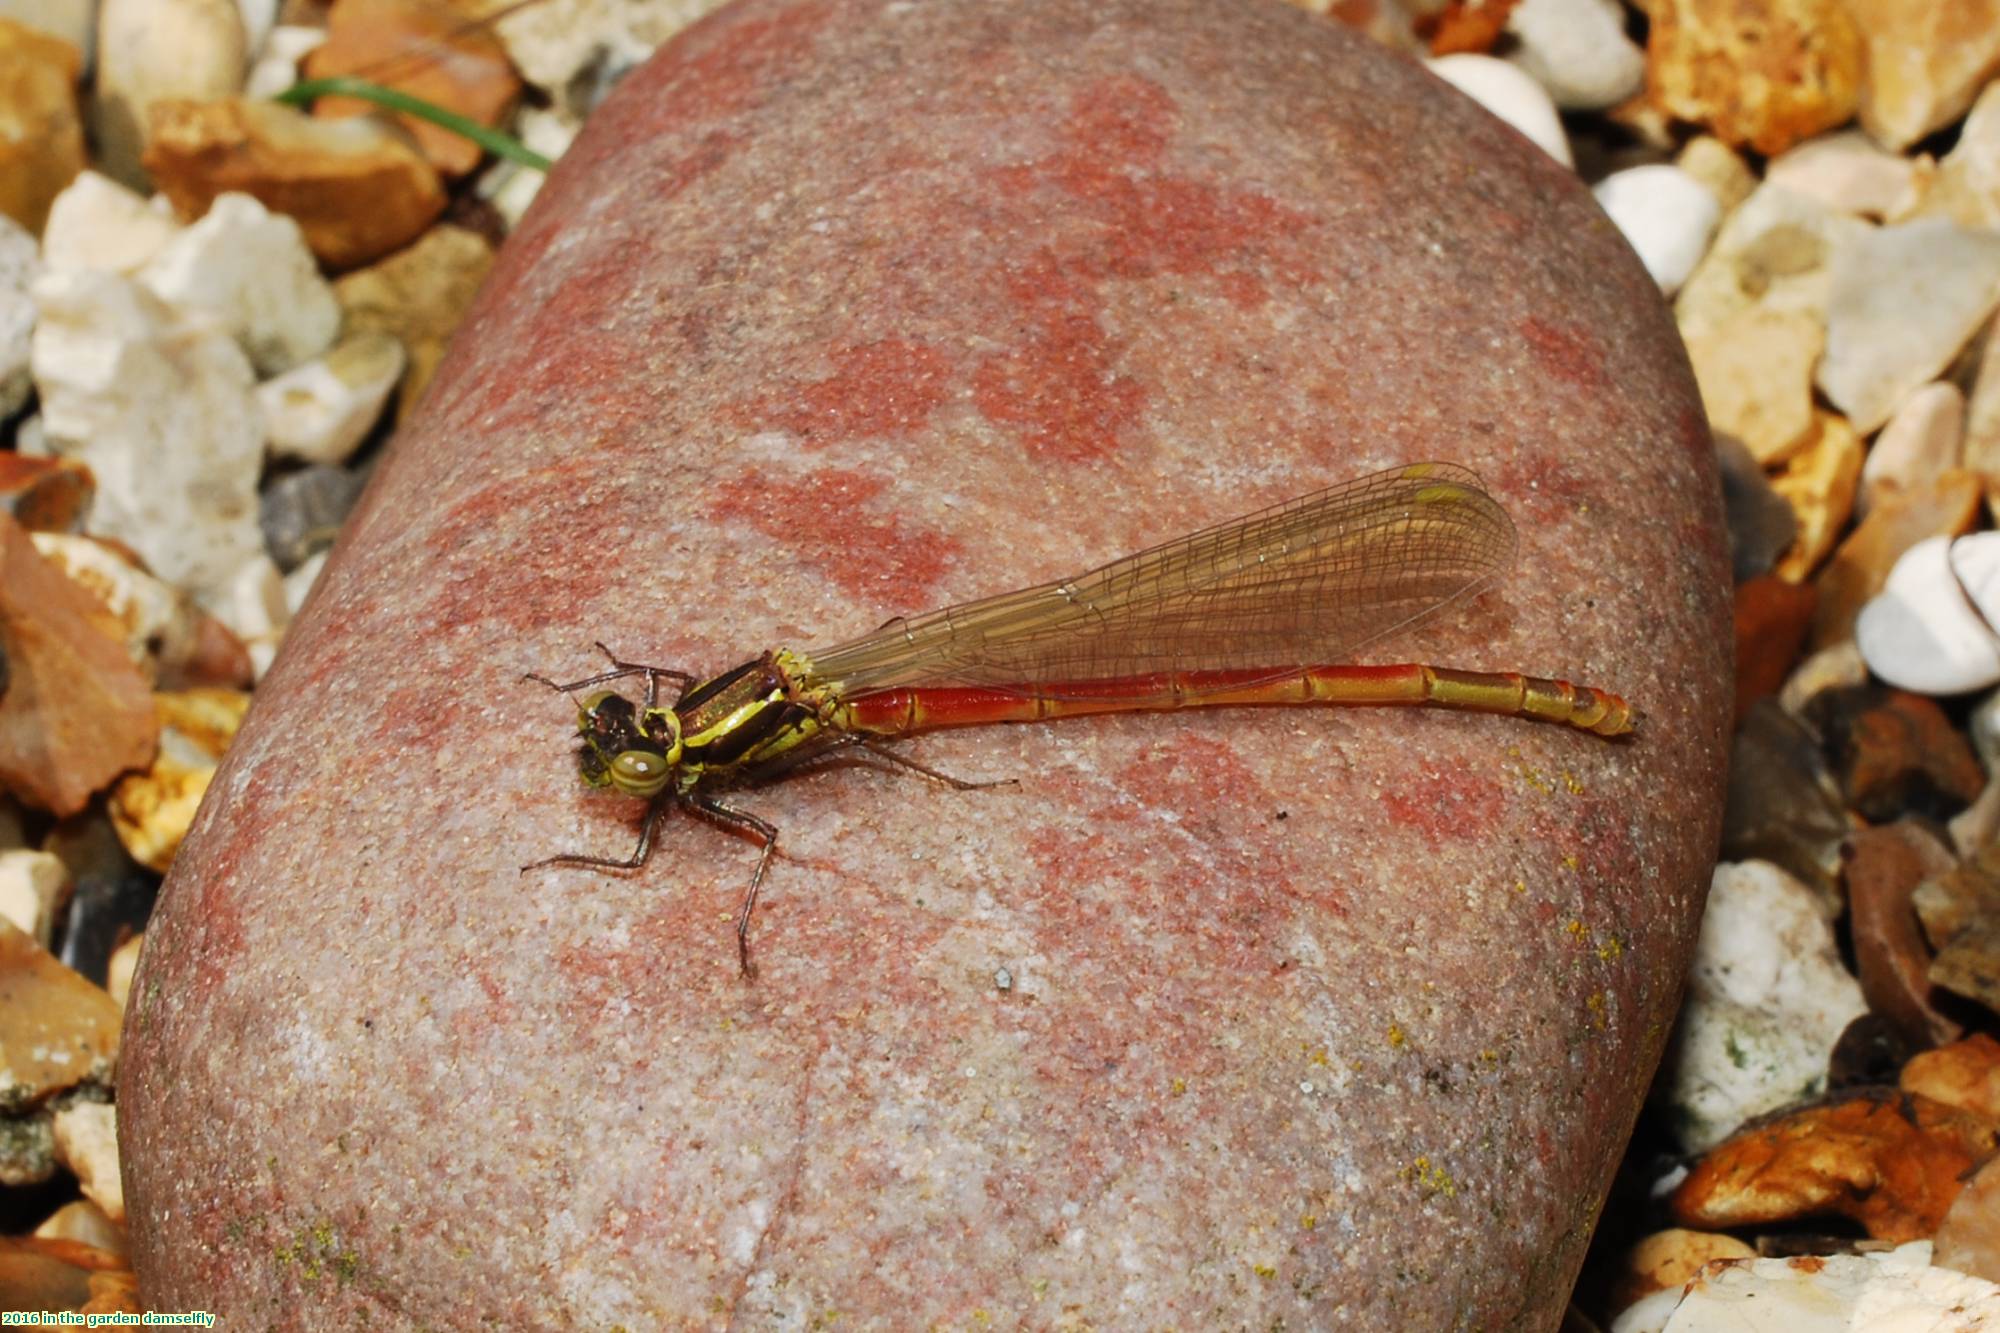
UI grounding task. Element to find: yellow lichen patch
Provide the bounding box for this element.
[1404,1156,1458,1199]
[272,1218,359,1286]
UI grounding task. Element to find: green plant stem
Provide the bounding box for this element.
[275,77,552,172]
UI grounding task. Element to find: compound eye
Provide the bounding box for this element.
[608,749,672,797]
[577,691,628,738]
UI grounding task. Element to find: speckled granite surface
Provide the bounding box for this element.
[121,0,1730,1324]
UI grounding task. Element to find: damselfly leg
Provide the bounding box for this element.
[852,742,1018,792]
[687,795,778,977]
[523,641,696,709]
[522,795,675,875]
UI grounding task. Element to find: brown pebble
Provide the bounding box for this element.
[302,0,521,178]
[0,19,84,234]
[1807,685,1986,823]
[1641,0,1863,155]
[1931,915,2000,1018]
[1844,821,1962,1049]
[332,223,494,421]
[0,919,121,1106]
[1719,702,1846,900]
[1811,468,1982,651]
[1734,575,1816,722]
[0,516,156,817]
[1669,1091,1997,1243]
[1610,1227,1756,1312]
[0,454,94,533]
[143,95,445,270]
[1903,1032,2000,1120]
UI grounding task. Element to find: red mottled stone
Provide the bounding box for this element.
[120,0,1730,1325]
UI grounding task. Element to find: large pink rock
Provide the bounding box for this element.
[121,0,1730,1325]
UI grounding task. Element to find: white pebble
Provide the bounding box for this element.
[236,0,279,62]
[243,24,327,100]
[139,192,341,377]
[1593,165,1720,295]
[50,1102,122,1224]
[13,411,44,456]
[1779,639,1868,715]
[1860,380,1964,512]
[29,267,265,603]
[107,935,143,1010]
[1660,861,1867,1153]
[1424,55,1573,167]
[1971,689,2000,774]
[0,850,68,947]
[219,553,291,679]
[1954,532,2000,638]
[92,0,246,188]
[0,215,38,418]
[1857,535,2000,694]
[258,332,405,465]
[39,171,181,277]
[283,548,328,617]
[1505,0,1644,111]
[1660,1242,2000,1331]
[1675,181,1870,338]
[482,107,579,228]
[1767,129,1927,220]
[1817,218,2000,434]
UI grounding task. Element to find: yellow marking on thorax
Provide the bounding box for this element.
[683,695,780,750]
[770,647,842,723]
[677,686,827,791]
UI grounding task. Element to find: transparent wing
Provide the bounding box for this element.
[803,462,1518,693]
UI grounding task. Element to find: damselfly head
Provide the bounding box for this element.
[574,691,681,798]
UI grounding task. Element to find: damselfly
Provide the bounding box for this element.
[525,462,1635,972]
